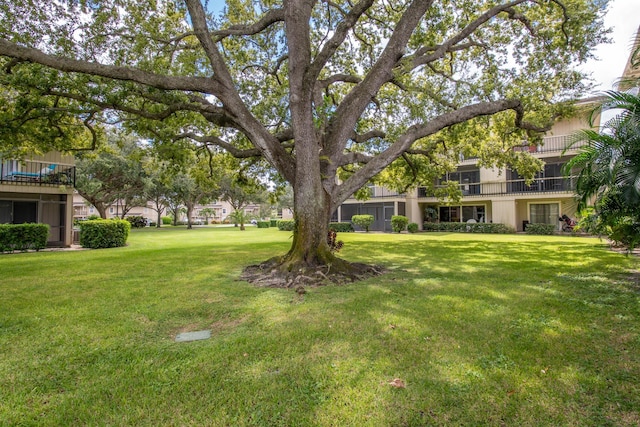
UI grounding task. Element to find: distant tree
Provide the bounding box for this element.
[199,207,216,224]
[75,130,147,219]
[271,184,294,218]
[166,156,220,229]
[220,174,266,231]
[143,161,171,228]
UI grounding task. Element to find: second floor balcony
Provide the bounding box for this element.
[1,160,76,188]
[418,175,577,198]
[513,134,585,154]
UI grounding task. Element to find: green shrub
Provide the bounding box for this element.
[270,219,278,227]
[391,215,409,233]
[162,216,172,225]
[525,223,556,235]
[422,222,515,234]
[79,219,131,249]
[0,223,49,252]
[327,230,344,252]
[329,222,354,232]
[126,215,147,228]
[277,219,295,231]
[256,221,270,228]
[87,214,101,221]
[351,214,374,232]
[407,222,419,233]
[610,222,640,251]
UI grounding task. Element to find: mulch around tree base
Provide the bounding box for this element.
[241,260,385,288]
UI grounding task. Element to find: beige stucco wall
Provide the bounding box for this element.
[491,199,517,229]
[26,152,75,166]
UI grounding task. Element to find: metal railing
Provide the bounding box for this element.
[513,134,585,154]
[0,160,76,187]
[353,186,404,198]
[418,176,577,198]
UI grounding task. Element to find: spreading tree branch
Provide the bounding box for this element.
[0,40,220,94]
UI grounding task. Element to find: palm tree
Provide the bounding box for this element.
[564,91,640,248]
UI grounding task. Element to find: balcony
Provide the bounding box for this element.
[349,186,404,199]
[1,160,76,187]
[513,134,585,154]
[418,176,577,198]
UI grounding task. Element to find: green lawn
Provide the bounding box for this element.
[1,227,639,426]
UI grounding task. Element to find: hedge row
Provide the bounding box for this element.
[79,219,131,249]
[329,222,354,232]
[276,220,354,232]
[256,221,270,228]
[422,222,515,234]
[277,219,295,231]
[525,223,556,235]
[0,223,49,252]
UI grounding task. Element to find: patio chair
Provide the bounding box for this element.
[3,164,57,180]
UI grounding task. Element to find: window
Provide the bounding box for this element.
[530,203,559,225]
[439,206,460,222]
[0,201,11,223]
[440,205,486,223]
[438,169,481,195]
[109,207,114,214]
[462,205,485,222]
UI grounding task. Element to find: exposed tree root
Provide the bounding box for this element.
[240,258,385,288]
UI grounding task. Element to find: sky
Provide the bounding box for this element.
[581,0,639,93]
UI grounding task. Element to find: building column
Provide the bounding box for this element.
[491,199,517,230]
[405,189,421,228]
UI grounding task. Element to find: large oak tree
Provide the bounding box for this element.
[0,0,607,283]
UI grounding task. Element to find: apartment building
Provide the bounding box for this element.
[335,104,599,232]
[0,152,76,246]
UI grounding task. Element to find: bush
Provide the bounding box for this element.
[407,222,419,233]
[609,222,640,251]
[0,223,49,252]
[256,221,270,228]
[270,219,278,227]
[277,219,295,231]
[161,216,172,225]
[391,215,409,233]
[79,219,131,249]
[329,222,354,232]
[351,214,374,232]
[327,230,344,252]
[422,222,515,234]
[525,223,556,235]
[126,215,147,228]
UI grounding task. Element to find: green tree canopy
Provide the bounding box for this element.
[75,130,147,219]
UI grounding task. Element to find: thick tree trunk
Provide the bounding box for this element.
[284,184,334,266]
